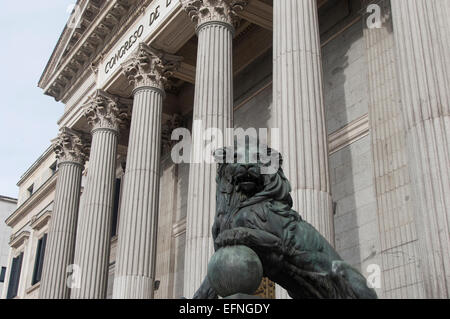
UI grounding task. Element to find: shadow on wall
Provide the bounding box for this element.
[321,0,378,274]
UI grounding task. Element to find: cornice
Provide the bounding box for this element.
[0,195,18,204]
[30,211,52,231]
[57,80,97,127]
[39,0,106,90]
[62,0,165,104]
[17,146,54,187]
[9,231,30,249]
[40,0,147,101]
[6,174,58,228]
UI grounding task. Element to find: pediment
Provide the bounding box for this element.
[39,0,140,102]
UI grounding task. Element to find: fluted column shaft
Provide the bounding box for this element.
[113,44,180,299]
[362,0,424,298]
[113,88,163,299]
[391,0,450,298]
[273,0,333,241]
[184,21,234,298]
[71,129,117,299]
[40,129,88,299]
[71,91,124,299]
[273,0,332,299]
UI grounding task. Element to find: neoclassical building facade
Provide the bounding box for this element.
[3,0,449,299]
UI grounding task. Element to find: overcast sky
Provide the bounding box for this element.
[0,0,75,198]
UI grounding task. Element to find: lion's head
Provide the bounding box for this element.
[213,141,294,214]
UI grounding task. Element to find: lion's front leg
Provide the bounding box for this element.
[193,276,218,299]
[215,227,282,251]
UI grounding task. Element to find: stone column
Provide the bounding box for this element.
[362,0,424,299]
[39,128,89,299]
[273,0,333,241]
[180,0,246,298]
[113,44,181,299]
[273,0,332,299]
[71,90,127,299]
[391,0,450,298]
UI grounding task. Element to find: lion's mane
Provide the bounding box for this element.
[215,162,302,240]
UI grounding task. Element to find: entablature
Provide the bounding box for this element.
[39,0,148,102]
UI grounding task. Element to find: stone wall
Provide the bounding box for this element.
[322,22,369,135]
[153,19,380,297]
[0,198,17,296]
[329,136,381,295]
[140,10,398,299]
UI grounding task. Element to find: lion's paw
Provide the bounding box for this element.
[215,228,253,248]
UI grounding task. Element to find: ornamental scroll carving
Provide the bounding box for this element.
[52,127,90,166]
[121,43,182,91]
[84,90,129,132]
[181,0,247,28]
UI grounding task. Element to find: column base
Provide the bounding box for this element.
[112,275,154,299]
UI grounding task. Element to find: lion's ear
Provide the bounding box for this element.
[213,147,227,163]
[269,149,283,167]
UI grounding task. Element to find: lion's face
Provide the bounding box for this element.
[221,161,264,196]
[214,142,283,199]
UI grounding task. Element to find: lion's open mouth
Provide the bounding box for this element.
[235,171,261,194]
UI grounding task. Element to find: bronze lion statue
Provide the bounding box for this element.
[193,142,377,299]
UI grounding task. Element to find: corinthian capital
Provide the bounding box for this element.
[84,90,128,132]
[121,43,182,92]
[181,0,247,28]
[52,127,90,166]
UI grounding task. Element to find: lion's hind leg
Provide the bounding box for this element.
[282,250,372,298]
[331,261,378,299]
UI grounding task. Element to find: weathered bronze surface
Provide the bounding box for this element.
[207,245,263,297]
[193,142,378,299]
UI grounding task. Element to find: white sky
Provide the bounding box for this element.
[0,0,75,198]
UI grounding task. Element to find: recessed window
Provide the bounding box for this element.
[27,184,34,197]
[31,234,47,285]
[50,161,57,175]
[0,266,6,282]
[7,252,23,299]
[111,178,121,237]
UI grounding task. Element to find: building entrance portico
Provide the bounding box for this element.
[2,0,447,300]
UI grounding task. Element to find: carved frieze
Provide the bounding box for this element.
[121,43,182,91]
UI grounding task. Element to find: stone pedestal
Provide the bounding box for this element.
[71,91,126,299]
[39,128,89,299]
